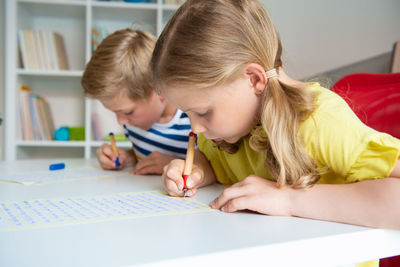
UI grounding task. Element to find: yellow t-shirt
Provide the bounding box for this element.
[198,83,400,267]
[198,82,400,185]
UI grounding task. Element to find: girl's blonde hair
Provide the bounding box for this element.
[81,29,156,100]
[151,0,320,187]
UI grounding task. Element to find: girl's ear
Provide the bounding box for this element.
[244,63,268,95]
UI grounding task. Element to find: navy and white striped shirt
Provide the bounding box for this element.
[123,110,191,160]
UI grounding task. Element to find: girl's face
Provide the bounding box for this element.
[164,74,262,143]
[101,91,166,130]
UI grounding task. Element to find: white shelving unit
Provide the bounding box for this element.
[4,0,181,160]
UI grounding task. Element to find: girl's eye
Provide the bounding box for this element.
[124,110,134,116]
[197,110,211,117]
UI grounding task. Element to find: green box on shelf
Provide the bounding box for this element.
[68,127,85,141]
[104,134,126,141]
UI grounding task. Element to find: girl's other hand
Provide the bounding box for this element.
[210,175,293,216]
[161,159,204,197]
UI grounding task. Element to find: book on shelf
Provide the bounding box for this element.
[19,85,33,141]
[53,32,69,70]
[91,113,102,141]
[19,85,55,141]
[18,29,70,71]
[29,93,42,140]
[91,26,109,52]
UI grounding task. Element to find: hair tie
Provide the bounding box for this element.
[265,68,278,78]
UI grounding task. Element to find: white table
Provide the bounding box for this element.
[0,159,399,267]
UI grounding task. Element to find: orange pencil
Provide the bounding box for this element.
[109,132,120,167]
[183,132,197,197]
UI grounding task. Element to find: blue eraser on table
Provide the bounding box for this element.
[49,163,65,171]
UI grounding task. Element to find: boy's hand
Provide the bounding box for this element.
[133,151,175,175]
[96,144,131,170]
[161,159,204,197]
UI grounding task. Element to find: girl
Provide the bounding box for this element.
[151,0,400,231]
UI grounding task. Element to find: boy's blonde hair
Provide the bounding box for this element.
[152,0,320,187]
[82,29,156,100]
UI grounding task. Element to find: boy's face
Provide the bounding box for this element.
[163,75,261,144]
[101,91,166,130]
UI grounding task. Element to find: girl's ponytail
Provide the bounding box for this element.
[250,71,320,187]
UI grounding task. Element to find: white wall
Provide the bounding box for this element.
[1,1,399,160]
[261,0,400,79]
[0,0,5,160]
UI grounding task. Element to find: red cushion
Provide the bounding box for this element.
[331,73,400,139]
[332,73,400,266]
[380,255,400,267]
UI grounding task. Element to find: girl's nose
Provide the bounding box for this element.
[189,117,206,134]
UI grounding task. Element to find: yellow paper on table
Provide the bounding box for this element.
[0,190,213,231]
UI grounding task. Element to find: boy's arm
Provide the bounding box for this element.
[133,151,175,175]
[121,148,137,167]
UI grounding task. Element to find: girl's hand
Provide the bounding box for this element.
[210,175,293,216]
[96,144,131,170]
[133,151,175,175]
[161,159,204,197]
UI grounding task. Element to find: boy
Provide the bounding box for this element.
[81,29,191,175]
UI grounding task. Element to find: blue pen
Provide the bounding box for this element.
[49,162,65,171]
[109,132,121,167]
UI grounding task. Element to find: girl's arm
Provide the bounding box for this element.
[292,160,400,229]
[211,160,400,230]
[291,176,400,229]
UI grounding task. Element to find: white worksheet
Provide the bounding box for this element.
[0,168,127,185]
[0,190,213,231]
